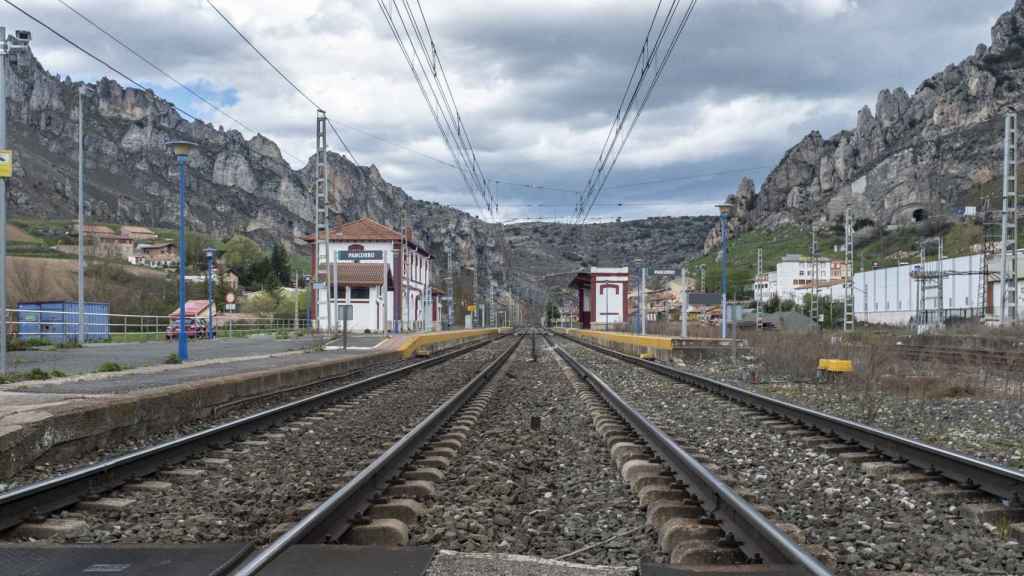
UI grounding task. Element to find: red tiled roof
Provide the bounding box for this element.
[334,263,387,287]
[169,300,212,318]
[303,217,432,258]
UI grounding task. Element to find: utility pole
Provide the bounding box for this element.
[699,264,706,294]
[756,248,763,330]
[446,243,454,329]
[293,271,299,331]
[680,266,688,338]
[424,253,433,332]
[640,265,647,335]
[1001,110,1019,325]
[314,110,329,335]
[810,227,820,327]
[843,207,855,332]
[0,28,30,372]
[77,85,90,345]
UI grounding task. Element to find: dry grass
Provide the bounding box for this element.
[746,327,1024,411]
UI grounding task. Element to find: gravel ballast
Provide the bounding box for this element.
[559,338,1024,576]
[413,338,663,566]
[690,354,1024,471]
[5,339,514,545]
[2,354,430,492]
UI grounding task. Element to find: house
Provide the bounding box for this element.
[304,217,436,333]
[132,242,178,267]
[120,226,159,241]
[755,254,849,303]
[73,224,133,258]
[169,299,215,319]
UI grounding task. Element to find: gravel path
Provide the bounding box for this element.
[559,338,1024,576]
[413,338,663,566]
[2,354,429,492]
[6,339,514,545]
[689,355,1024,472]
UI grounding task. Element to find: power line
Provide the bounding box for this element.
[376,0,494,218]
[3,0,201,122]
[603,165,773,190]
[576,0,699,225]
[327,117,358,165]
[206,0,322,111]
[207,0,463,175]
[55,0,306,165]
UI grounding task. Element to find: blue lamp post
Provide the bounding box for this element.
[717,203,733,339]
[205,246,217,340]
[167,140,196,361]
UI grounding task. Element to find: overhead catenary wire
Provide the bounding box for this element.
[376,0,494,219]
[54,0,307,165]
[3,0,202,123]
[576,0,700,226]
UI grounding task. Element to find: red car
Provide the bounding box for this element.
[165,318,215,339]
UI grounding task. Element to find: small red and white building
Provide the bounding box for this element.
[305,217,435,333]
[569,267,629,329]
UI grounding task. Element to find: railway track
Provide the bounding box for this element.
[548,334,830,575]
[0,336,506,538]
[896,344,1024,368]
[556,331,1024,574]
[228,335,522,575]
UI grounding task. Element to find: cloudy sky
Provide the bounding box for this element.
[3,0,1013,222]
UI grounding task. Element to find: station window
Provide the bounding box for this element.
[351,286,370,300]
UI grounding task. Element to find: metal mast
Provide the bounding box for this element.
[755,248,763,330]
[314,110,329,334]
[446,243,454,329]
[843,207,855,332]
[810,227,819,326]
[1001,110,1019,325]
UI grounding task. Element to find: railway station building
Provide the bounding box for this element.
[305,217,434,333]
[569,267,629,329]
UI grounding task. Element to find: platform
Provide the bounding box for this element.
[0,329,497,481]
[553,328,744,361]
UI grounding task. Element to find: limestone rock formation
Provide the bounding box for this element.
[705,0,1024,251]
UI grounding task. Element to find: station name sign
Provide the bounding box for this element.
[652,269,678,276]
[337,250,384,261]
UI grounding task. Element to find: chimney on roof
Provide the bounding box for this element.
[404,225,413,242]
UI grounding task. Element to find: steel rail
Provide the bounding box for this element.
[231,335,523,576]
[0,336,502,532]
[547,335,830,576]
[558,332,1024,503]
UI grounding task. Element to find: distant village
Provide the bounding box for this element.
[72,224,239,291]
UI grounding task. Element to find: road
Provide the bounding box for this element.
[8,334,385,376]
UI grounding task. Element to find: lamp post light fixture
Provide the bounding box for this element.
[205,247,217,340]
[716,203,734,339]
[167,140,197,361]
[0,28,32,374]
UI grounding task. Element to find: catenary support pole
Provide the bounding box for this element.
[77,87,86,345]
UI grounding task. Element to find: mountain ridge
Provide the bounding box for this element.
[705,0,1024,252]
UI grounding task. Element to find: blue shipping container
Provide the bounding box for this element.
[16,301,110,343]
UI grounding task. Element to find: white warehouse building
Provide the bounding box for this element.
[306,218,437,333]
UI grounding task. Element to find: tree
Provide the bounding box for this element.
[222,235,263,277]
[545,301,561,324]
[270,242,291,286]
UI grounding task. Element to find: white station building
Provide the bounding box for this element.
[570,267,630,329]
[306,218,435,333]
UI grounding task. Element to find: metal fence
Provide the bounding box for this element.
[9,308,312,344]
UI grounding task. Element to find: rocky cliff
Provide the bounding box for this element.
[5,44,713,299]
[4,43,513,291]
[705,0,1024,252]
